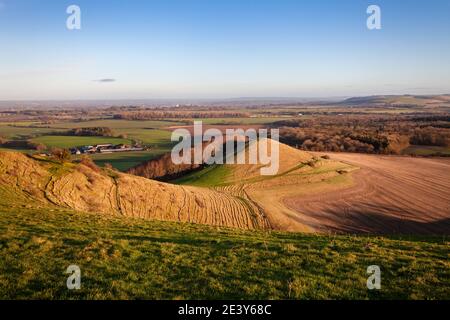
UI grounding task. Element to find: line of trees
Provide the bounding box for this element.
[66,127,114,137]
[276,115,450,154]
[114,111,250,120]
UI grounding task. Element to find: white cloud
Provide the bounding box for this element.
[94,79,116,83]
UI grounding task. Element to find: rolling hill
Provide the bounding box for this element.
[0,140,356,233]
[339,94,450,108]
[174,139,358,232]
[0,151,270,230]
[174,140,450,234]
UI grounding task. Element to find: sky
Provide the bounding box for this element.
[0,0,449,100]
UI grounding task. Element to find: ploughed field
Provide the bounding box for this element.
[285,153,450,234]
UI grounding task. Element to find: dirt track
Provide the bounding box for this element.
[285,153,450,234]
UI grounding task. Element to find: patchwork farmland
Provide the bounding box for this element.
[1,98,449,300]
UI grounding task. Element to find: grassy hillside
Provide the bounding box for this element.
[173,141,357,232]
[172,164,233,187]
[83,150,171,172]
[0,151,270,230]
[0,189,448,299]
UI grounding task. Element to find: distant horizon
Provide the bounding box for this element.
[0,93,449,105]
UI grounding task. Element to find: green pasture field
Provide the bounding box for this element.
[172,165,232,187]
[1,119,181,171]
[1,120,182,144]
[112,128,173,146]
[30,136,132,149]
[82,149,170,172]
[31,120,177,148]
[0,122,64,139]
[42,119,185,130]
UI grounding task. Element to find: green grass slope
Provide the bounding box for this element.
[172,164,233,187]
[30,136,132,149]
[0,186,448,299]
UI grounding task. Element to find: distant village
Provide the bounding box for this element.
[70,143,145,155]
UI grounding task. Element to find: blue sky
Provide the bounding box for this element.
[0,0,449,100]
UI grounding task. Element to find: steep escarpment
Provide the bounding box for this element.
[0,152,270,230]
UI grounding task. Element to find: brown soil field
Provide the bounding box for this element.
[284,153,450,234]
